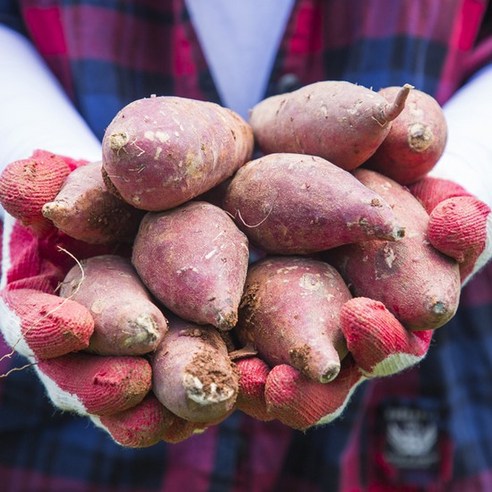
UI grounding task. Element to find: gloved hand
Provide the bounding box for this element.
[234,174,492,430]
[408,176,492,284]
[235,297,433,429]
[0,150,205,447]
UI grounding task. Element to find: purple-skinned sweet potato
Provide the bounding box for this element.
[324,169,461,331]
[364,87,448,184]
[101,95,254,211]
[132,201,249,331]
[60,254,168,355]
[222,153,404,254]
[249,81,411,171]
[235,256,352,383]
[151,314,239,423]
[42,161,144,244]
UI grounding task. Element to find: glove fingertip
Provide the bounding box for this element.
[265,359,362,430]
[341,297,432,377]
[235,356,273,421]
[408,176,469,213]
[0,150,72,231]
[95,394,206,447]
[428,196,491,273]
[1,289,94,359]
[37,353,152,416]
[95,394,168,447]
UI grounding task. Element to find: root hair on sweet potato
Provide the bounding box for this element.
[234,207,273,229]
[55,246,86,295]
[0,358,34,378]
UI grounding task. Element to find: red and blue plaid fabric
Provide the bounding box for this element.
[1,1,492,490]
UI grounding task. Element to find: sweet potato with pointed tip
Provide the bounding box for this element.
[102,95,254,211]
[42,161,144,244]
[365,87,448,184]
[235,256,352,383]
[249,81,411,171]
[132,201,249,330]
[325,169,461,331]
[223,153,404,254]
[60,255,168,355]
[151,315,239,423]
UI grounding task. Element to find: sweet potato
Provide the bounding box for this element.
[235,256,352,383]
[101,95,254,211]
[151,315,239,423]
[60,255,168,355]
[222,153,404,254]
[42,161,144,244]
[249,81,411,171]
[324,169,461,330]
[365,87,448,184]
[132,201,249,331]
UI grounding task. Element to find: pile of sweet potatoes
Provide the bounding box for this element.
[0,82,461,443]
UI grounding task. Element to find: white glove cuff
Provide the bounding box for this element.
[0,293,33,357]
[34,366,88,414]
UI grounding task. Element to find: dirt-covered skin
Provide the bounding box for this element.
[101,95,254,211]
[151,316,239,423]
[325,169,461,331]
[132,201,249,331]
[249,81,411,171]
[42,162,144,244]
[365,87,448,184]
[60,255,168,355]
[235,256,352,383]
[223,153,404,254]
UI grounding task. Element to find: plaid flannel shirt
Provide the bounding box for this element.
[1,1,492,490]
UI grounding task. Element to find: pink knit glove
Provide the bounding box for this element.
[408,176,492,284]
[0,150,202,447]
[235,297,432,429]
[235,174,492,430]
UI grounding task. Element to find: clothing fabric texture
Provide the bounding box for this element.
[1,0,492,490]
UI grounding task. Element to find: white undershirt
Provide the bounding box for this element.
[185,0,294,119]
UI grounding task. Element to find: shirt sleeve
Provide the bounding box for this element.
[0,24,102,170]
